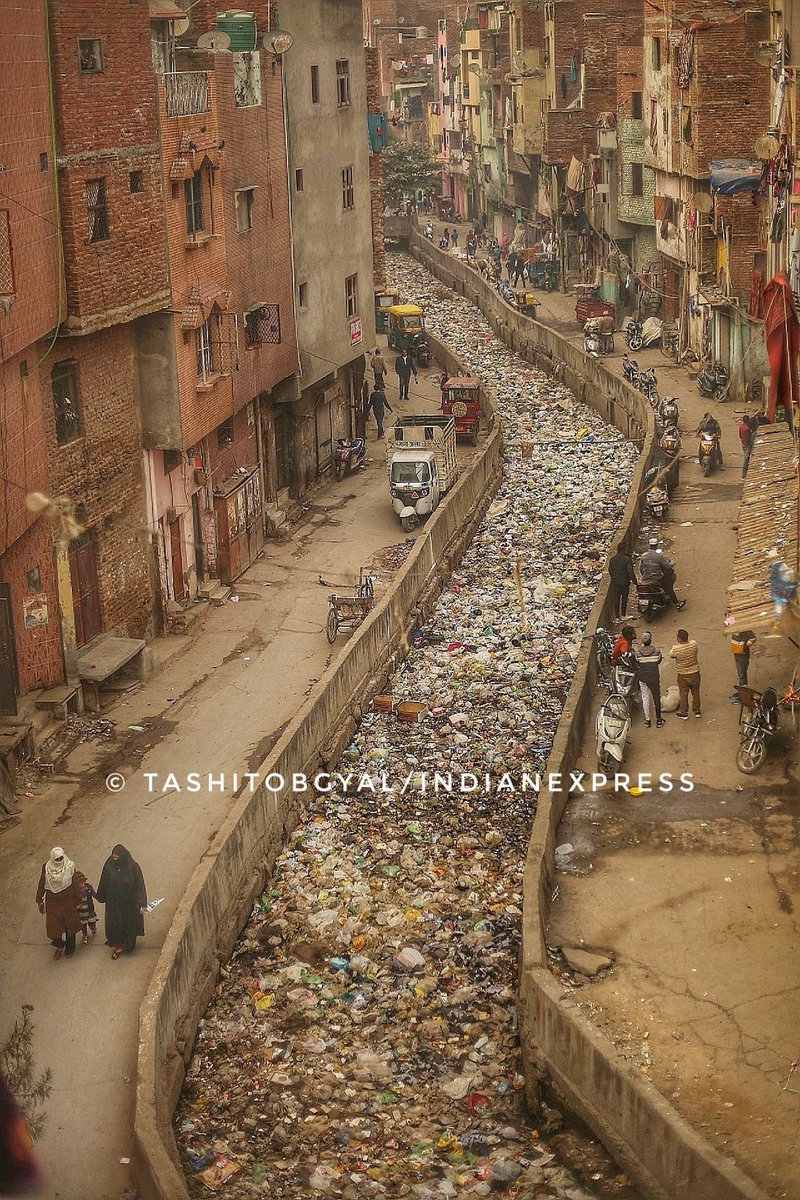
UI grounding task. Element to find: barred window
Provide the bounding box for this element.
[52,361,82,445]
[336,59,351,107]
[184,170,204,236]
[244,304,281,346]
[344,273,358,319]
[86,178,109,242]
[341,165,354,210]
[196,320,214,378]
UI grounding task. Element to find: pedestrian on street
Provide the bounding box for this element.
[511,253,525,287]
[611,624,635,665]
[669,629,701,719]
[635,631,665,727]
[450,228,458,248]
[738,413,753,478]
[608,543,637,619]
[371,348,387,391]
[78,878,99,944]
[95,844,147,960]
[368,387,393,438]
[394,351,418,400]
[730,628,756,687]
[36,847,85,960]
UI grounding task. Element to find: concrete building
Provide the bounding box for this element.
[281,0,376,487]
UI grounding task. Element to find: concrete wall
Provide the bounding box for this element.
[132,364,503,1198]
[410,233,769,1200]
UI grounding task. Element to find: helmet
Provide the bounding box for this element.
[648,537,659,549]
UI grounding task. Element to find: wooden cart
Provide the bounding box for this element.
[325,571,376,642]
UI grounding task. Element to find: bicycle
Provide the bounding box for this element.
[661,321,679,360]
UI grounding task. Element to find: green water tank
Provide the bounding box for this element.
[215,11,257,51]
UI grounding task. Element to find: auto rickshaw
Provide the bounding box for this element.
[527,256,559,291]
[374,288,400,334]
[441,374,481,445]
[387,303,431,365]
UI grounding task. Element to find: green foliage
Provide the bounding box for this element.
[381,140,440,204]
[1,1006,52,1141]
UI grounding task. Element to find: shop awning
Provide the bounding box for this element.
[709,159,762,195]
[727,423,799,633]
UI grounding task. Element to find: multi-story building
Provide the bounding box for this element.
[281,0,376,486]
[0,3,66,712]
[643,0,770,383]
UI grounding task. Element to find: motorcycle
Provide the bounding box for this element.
[625,318,643,351]
[594,627,614,682]
[595,691,631,771]
[656,397,679,435]
[621,353,639,385]
[613,650,639,703]
[645,477,669,521]
[637,367,659,407]
[698,430,722,476]
[583,318,601,358]
[334,437,366,481]
[736,687,779,774]
[698,361,729,400]
[658,426,682,494]
[636,577,673,618]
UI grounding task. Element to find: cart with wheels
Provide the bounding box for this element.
[325,570,376,642]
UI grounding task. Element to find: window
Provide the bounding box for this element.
[0,211,14,299]
[298,282,308,308]
[652,37,661,70]
[341,165,354,210]
[85,178,109,242]
[244,304,281,346]
[631,162,643,197]
[163,449,181,473]
[631,91,642,120]
[217,417,234,447]
[129,170,143,193]
[344,273,358,319]
[336,59,351,107]
[196,320,214,378]
[184,170,204,236]
[78,38,103,73]
[295,168,304,192]
[235,187,255,233]
[311,64,320,104]
[40,152,48,172]
[52,361,82,445]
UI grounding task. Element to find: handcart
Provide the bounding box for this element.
[326,569,376,643]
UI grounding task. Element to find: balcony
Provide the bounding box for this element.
[164,71,210,118]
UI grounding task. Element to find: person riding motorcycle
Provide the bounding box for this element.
[639,538,686,610]
[696,412,723,465]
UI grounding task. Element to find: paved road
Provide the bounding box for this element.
[0,363,455,1200]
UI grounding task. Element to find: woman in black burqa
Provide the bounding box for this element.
[95,845,147,959]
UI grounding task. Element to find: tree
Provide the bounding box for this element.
[381,140,440,206]
[1,1006,52,1141]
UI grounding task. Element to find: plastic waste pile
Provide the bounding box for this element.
[174,253,638,1198]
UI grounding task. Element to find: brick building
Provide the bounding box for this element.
[0,3,66,711]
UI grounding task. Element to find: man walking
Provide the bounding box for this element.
[635,631,665,727]
[670,628,701,719]
[608,543,637,619]
[368,386,392,438]
[395,351,418,401]
[738,413,753,478]
[371,348,387,391]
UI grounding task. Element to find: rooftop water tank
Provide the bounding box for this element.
[215,11,257,51]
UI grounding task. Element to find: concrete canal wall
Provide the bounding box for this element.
[411,233,768,1200]
[132,350,503,1198]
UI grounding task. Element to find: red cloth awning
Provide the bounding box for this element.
[762,269,800,421]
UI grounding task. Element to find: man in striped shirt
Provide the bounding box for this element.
[669,629,701,719]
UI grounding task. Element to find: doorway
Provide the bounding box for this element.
[0,584,19,715]
[69,531,102,647]
[191,493,204,583]
[169,517,186,601]
[315,397,333,476]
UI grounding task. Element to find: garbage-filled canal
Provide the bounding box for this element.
[175,254,640,1197]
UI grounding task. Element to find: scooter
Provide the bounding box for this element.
[334,437,366,481]
[621,353,639,386]
[698,361,729,400]
[583,318,601,358]
[736,687,779,774]
[595,691,631,771]
[698,430,721,476]
[625,318,644,351]
[613,650,639,703]
[644,473,669,520]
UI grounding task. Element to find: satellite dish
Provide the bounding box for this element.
[197,30,230,51]
[692,192,712,214]
[754,133,779,160]
[171,15,190,36]
[754,42,775,67]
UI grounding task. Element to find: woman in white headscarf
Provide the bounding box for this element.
[36,847,85,960]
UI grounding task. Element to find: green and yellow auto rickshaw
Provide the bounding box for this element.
[374,288,400,333]
[386,303,431,365]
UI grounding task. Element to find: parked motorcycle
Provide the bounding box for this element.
[595,691,631,771]
[658,426,682,494]
[656,396,679,435]
[621,353,639,385]
[698,361,729,400]
[645,474,669,521]
[583,318,601,358]
[625,318,643,351]
[334,437,366,481]
[698,430,722,476]
[736,687,779,773]
[637,367,659,407]
[594,627,614,682]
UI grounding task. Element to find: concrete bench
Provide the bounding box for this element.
[35,685,81,720]
[78,637,149,712]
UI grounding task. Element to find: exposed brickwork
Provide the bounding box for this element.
[44,325,152,639]
[0,518,64,695]
[617,47,655,230]
[366,47,387,290]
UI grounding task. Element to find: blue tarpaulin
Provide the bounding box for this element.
[709,159,762,195]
